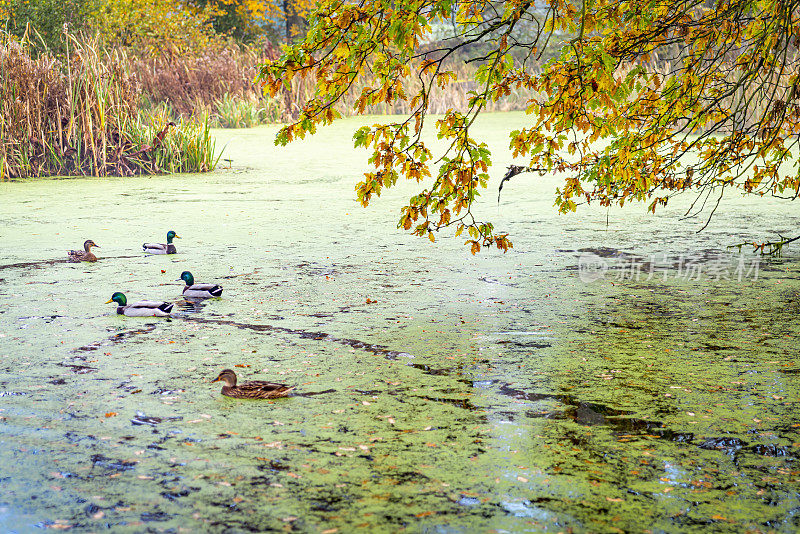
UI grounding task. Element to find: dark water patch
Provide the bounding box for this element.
[176,299,207,314]
[497,384,554,403]
[90,454,137,472]
[413,395,478,411]
[180,316,417,360]
[297,388,337,397]
[73,324,158,353]
[0,391,26,396]
[496,384,673,435]
[0,254,143,271]
[151,388,184,396]
[48,378,67,385]
[497,340,551,349]
[58,363,98,374]
[751,444,791,457]
[131,411,183,427]
[0,259,70,270]
[18,314,62,324]
[140,510,172,522]
[698,437,747,453]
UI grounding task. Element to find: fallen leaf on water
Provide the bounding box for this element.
[234,364,251,368]
[104,412,117,418]
[161,270,166,273]
[606,497,623,502]
[322,529,338,534]
[517,476,528,483]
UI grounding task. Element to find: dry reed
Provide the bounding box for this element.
[0,30,217,179]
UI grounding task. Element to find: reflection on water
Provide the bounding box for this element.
[1,114,799,532]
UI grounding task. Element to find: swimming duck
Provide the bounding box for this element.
[67,240,100,262]
[178,271,223,298]
[106,292,173,316]
[211,369,295,399]
[143,230,180,254]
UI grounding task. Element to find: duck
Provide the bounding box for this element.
[178,271,223,298]
[67,240,100,262]
[143,230,180,254]
[106,292,173,316]
[211,369,295,399]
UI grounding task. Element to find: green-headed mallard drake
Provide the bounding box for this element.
[67,240,100,262]
[143,230,179,254]
[178,271,223,298]
[211,369,295,399]
[106,292,173,317]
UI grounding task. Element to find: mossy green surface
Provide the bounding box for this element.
[0,114,798,532]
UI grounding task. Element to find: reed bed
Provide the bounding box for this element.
[0,31,218,180]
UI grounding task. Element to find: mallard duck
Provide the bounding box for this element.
[211,369,295,399]
[143,230,180,254]
[178,271,223,298]
[67,240,100,262]
[106,292,173,316]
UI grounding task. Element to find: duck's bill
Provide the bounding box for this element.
[211,377,221,383]
[104,298,114,303]
[174,235,181,239]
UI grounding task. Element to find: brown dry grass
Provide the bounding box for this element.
[0,31,216,179]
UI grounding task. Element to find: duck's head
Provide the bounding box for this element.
[178,271,194,285]
[211,369,237,387]
[105,292,127,306]
[166,230,180,243]
[84,239,100,250]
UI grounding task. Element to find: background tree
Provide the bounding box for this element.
[187,0,312,43]
[259,0,800,253]
[0,0,97,54]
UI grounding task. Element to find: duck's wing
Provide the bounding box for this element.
[239,381,295,397]
[129,301,173,316]
[184,283,223,297]
[143,242,168,254]
[67,250,96,262]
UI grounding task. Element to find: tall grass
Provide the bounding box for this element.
[0,29,218,180]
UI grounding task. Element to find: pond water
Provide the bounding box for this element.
[1,113,799,533]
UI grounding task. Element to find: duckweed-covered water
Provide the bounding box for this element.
[1,113,799,533]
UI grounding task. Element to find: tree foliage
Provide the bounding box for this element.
[0,0,97,55]
[95,0,220,54]
[259,0,800,253]
[188,0,313,42]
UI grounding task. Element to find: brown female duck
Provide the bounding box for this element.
[67,239,100,262]
[211,369,295,399]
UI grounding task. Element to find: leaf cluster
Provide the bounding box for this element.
[260,0,800,252]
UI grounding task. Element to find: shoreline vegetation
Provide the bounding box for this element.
[0,29,234,180]
[1,17,535,181]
